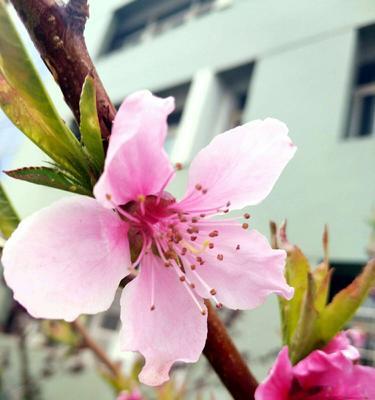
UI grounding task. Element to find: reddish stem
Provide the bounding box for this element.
[203,301,258,399]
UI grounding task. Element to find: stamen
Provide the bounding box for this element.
[243,213,251,219]
[130,233,149,270]
[236,244,240,250]
[190,268,222,309]
[156,170,176,204]
[180,239,209,255]
[171,261,206,316]
[150,260,156,311]
[195,183,202,191]
[106,196,141,224]
[217,254,224,261]
[175,162,183,170]
[242,223,249,230]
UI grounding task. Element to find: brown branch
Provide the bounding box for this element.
[71,319,122,378]
[11,1,258,397]
[9,0,116,140]
[203,301,258,399]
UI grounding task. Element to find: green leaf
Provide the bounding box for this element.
[79,76,105,173]
[279,244,310,345]
[5,167,92,196]
[0,2,90,183]
[318,259,375,343]
[289,273,319,364]
[0,183,19,239]
[313,262,332,313]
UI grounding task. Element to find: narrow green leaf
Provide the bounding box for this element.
[289,273,319,364]
[5,167,92,196]
[79,76,105,173]
[313,262,332,312]
[0,2,90,182]
[280,245,310,345]
[318,259,375,343]
[0,183,19,239]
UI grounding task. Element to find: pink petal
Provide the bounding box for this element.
[180,119,296,212]
[120,253,207,386]
[94,91,175,208]
[2,196,130,321]
[255,347,292,400]
[185,226,293,310]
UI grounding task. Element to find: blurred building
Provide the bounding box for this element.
[1,0,375,398]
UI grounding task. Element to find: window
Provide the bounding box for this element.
[348,24,375,138]
[101,0,219,55]
[329,261,375,366]
[155,82,190,153]
[217,62,253,129]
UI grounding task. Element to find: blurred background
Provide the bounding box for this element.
[1,0,375,398]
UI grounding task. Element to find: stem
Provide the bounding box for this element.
[9,0,116,140]
[10,1,259,396]
[71,319,121,378]
[203,301,258,399]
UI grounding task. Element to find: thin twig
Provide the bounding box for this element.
[71,319,121,378]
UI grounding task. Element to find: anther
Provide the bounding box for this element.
[200,213,206,218]
[105,193,112,200]
[226,201,231,207]
[191,217,198,223]
[181,248,187,256]
[223,209,229,213]
[175,162,183,170]
[150,305,155,311]
[190,235,197,241]
[190,283,195,289]
[164,261,171,268]
[236,244,240,250]
[201,309,206,316]
[208,243,214,249]
[137,194,145,202]
[190,264,196,270]
[179,276,186,282]
[202,188,208,194]
[242,223,249,230]
[195,184,202,191]
[217,254,224,261]
[210,288,217,295]
[209,230,219,238]
[244,213,251,219]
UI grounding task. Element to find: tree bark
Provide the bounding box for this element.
[10,0,116,140]
[8,1,258,398]
[204,302,258,399]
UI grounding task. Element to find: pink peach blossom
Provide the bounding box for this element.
[116,390,143,400]
[2,91,296,386]
[255,331,375,399]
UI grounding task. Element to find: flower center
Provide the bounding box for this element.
[106,185,251,315]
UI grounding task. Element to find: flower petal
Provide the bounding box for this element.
[180,118,296,211]
[2,196,130,321]
[185,226,293,310]
[120,253,207,386]
[255,347,293,400]
[94,91,175,208]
